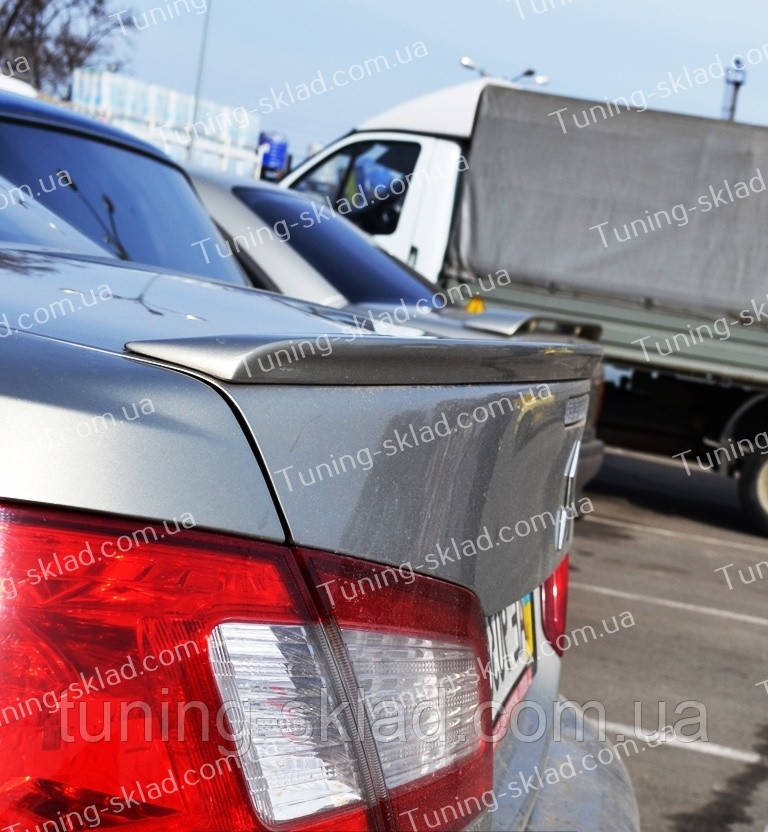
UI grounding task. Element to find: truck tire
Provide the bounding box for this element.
[738,453,768,535]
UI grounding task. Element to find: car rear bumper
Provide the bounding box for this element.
[466,698,640,832]
[523,703,641,832]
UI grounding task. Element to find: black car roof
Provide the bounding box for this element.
[0,91,175,165]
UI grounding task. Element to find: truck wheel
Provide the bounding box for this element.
[738,453,768,535]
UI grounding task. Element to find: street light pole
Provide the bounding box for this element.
[188,0,212,161]
[510,68,536,82]
[460,56,488,77]
[460,56,548,86]
[723,57,746,122]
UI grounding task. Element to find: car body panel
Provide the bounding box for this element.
[0,248,596,614]
[0,329,284,540]
[0,248,360,349]
[230,379,587,614]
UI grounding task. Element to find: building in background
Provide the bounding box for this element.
[70,69,265,177]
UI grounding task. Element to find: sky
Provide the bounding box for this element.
[116,0,768,160]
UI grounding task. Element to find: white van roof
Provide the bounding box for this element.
[357,79,519,138]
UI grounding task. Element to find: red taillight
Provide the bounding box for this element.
[298,550,493,831]
[541,554,569,656]
[0,503,492,832]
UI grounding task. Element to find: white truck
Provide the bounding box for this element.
[282,79,768,533]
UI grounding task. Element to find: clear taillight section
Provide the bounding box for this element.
[209,622,364,822]
[342,631,480,789]
[0,502,494,832]
[297,549,493,831]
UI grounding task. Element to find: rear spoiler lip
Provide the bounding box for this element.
[125,334,602,385]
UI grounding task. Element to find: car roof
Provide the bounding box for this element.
[0,90,174,164]
[188,165,300,195]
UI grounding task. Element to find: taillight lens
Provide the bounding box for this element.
[0,501,370,831]
[209,622,366,823]
[0,503,492,832]
[541,554,569,656]
[341,630,480,788]
[298,550,492,831]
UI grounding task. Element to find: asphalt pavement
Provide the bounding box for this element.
[562,449,768,832]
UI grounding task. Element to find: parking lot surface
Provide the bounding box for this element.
[563,450,768,832]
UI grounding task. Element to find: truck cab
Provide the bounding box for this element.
[279,81,491,282]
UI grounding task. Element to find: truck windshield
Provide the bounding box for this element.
[233,186,435,305]
[0,119,247,285]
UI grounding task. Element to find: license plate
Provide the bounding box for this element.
[485,593,535,720]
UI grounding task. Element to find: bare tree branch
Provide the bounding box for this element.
[0,0,28,42]
[0,0,132,96]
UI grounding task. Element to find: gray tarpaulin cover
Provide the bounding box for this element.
[445,84,768,313]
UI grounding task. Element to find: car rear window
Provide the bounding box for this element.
[0,119,246,285]
[232,186,435,305]
[0,173,111,255]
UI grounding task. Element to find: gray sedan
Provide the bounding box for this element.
[0,91,634,832]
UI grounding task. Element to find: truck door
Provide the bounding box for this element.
[281,132,460,282]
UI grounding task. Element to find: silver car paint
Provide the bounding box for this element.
[0,248,362,348]
[230,379,587,613]
[126,333,599,385]
[0,249,595,614]
[0,247,591,826]
[0,112,628,829]
[0,328,284,540]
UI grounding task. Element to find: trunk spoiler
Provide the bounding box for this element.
[125,334,601,385]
